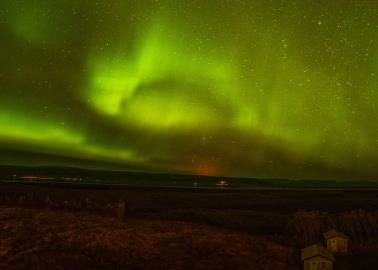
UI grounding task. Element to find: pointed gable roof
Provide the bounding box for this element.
[323,229,349,240]
[301,244,335,261]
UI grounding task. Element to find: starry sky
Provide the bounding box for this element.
[0,0,377,180]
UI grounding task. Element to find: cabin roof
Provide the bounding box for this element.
[301,244,335,261]
[323,229,349,240]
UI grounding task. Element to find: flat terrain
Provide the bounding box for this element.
[1,183,378,269]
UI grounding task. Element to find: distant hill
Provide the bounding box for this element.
[0,165,377,189]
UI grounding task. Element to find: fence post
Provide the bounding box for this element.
[116,200,126,220]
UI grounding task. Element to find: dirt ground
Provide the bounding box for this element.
[0,207,298,270]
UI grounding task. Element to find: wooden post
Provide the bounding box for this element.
[116,201,126,220]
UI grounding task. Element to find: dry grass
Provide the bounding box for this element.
[2,184,378,269]
[0,207,298,270]
[290,209,378,246]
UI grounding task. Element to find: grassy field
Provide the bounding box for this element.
[1,183,378,269]
[0,207,297,270]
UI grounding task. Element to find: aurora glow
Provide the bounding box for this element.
[0,0,377,180]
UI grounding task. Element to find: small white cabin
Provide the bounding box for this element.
[323,229,349,253]
[301,244,335,270]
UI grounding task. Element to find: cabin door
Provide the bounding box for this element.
[330,239,337,251]
[339,239,346,252]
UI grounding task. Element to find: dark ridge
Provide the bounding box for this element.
[1,165,377,189]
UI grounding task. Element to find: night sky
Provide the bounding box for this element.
[0,0,377,180]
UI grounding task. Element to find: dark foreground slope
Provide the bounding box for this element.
[0,207,297,270]
[1,183,378,269]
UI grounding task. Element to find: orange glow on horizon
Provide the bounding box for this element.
[195,163,218,176]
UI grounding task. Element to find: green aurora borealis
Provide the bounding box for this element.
[0,0,377,180]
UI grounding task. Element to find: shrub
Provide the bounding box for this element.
[290,209,378,246]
